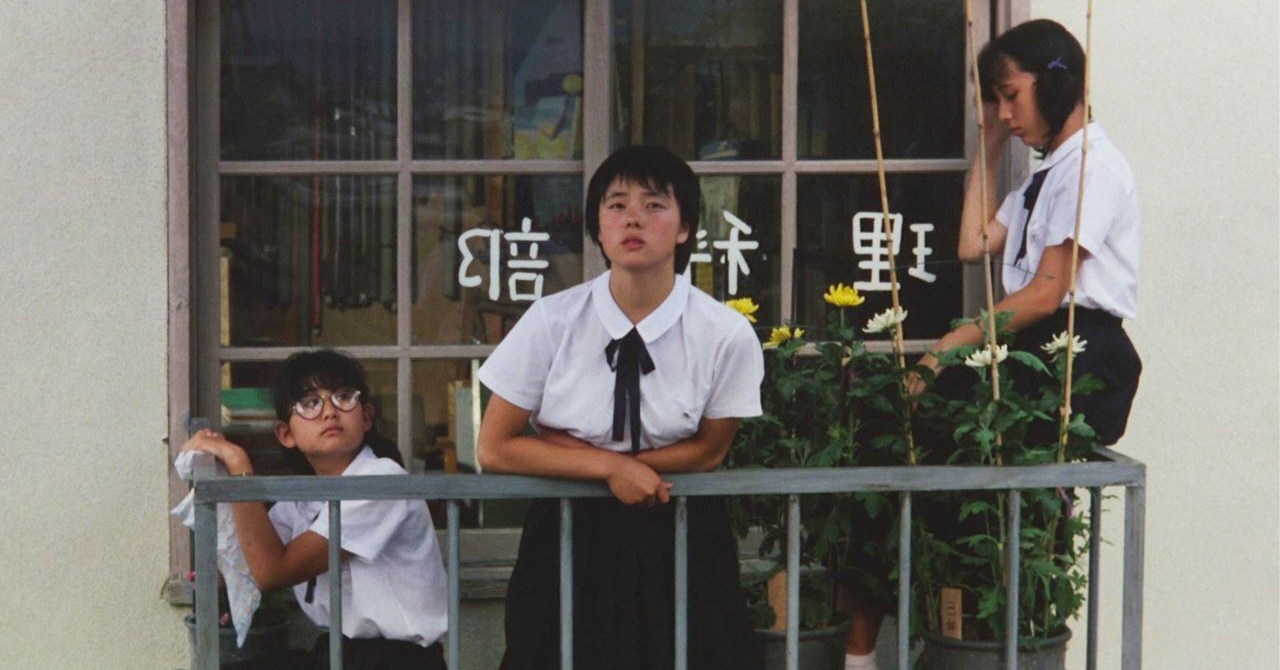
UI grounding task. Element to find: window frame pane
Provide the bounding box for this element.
[178,0,1022,581]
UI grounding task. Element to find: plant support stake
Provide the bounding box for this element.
[964,0,1006,446]
[858,0,917,464]
[1060,0,1094,457]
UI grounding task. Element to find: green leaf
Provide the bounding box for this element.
[1008,350,1049,375]
[958,500,993,521]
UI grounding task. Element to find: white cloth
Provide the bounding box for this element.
[996,122,1141,319]
[267,446,449,647]
[478,271,764,452]
[171,451,260,648]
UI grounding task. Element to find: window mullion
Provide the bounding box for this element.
[197,0,222,428]
[582,0,611,280]
[397,0,414,459]
[781,0,799,322]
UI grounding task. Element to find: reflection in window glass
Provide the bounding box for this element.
[221,176,398,347]
[221,0,397,161]
[412,175,583,345]
[413,0,583,159]
[613,0,781,160]
[411,359,526,526]
[691,176,781,330]
[219,359,398,474]
[799,0,964,160]
[796,174,965,339]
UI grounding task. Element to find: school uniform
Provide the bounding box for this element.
[993,122,1142,445]
[478,271,766,670]
[232,446,449,670]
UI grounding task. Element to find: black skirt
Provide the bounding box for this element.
[933,307,1141,447]
[500,496,764,670]
[1013,308,1141,447]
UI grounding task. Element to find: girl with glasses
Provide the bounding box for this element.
[181,349,449,670]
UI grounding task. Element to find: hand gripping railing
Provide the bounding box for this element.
[189,448,1145,670]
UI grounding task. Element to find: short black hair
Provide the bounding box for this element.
[979,19,1085,150]
[272,349,403,468]
[584,145,701,274]
[273,349,372,421]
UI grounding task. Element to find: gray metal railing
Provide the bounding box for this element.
[189,448,1145,670]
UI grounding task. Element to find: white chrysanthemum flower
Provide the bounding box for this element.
[964,343,1009,369]
[1040,331,1087,359]
[862,307,908,334]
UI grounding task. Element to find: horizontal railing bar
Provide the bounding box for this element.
[1091,446,1146,472]
[193,460,1145,503]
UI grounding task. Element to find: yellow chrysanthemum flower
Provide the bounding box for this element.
[724,297,759,323]
[763,325,805,349]
[823,283,866,308]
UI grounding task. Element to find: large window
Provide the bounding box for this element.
[184,0,1004,525]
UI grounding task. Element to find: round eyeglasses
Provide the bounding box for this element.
[292,388,362,420]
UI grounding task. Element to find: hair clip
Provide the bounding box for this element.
[1047,57,1068,71]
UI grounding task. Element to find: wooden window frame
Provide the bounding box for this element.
[166,0,1030,597]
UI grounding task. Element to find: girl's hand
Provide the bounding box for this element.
[606,458,672,507]
[906,352,943,397]
[181,429,254,476]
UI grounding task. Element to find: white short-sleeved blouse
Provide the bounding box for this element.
[995,122,1141,319]
[268,446,448,647]
[477,272,764,453]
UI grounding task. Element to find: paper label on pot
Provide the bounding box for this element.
[940,587,963,640]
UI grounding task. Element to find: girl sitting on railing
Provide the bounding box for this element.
[477,145,766,670]
[182,350,449,670]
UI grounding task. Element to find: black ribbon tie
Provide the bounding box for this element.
[1015,168,1050,265]
[605,328,656,455]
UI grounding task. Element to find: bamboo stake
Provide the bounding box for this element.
[1059,0,1094,457]
[858,0,917,464]
[964,0,1004,464]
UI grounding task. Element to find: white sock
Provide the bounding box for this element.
[845,651,878,670]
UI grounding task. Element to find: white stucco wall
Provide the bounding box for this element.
[0,1,184,669]
[1035,2,1280,668]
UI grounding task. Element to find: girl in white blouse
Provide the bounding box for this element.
[477,145,765,670]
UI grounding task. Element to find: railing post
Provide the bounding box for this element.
[560,498,573,670]
[1121,485,1145,669]
[1005,490,1021,670]
[1087,487,1102,670]
[674,496,689,670]
[193,499,218,670]
[329,500,343,670]
[898,492,912,670]
[447,500,461,670]
[786,494,800,670]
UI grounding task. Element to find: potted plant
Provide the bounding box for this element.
[183,570,293,666]
[726,291,1102,669]
[909,312,1101,669]
[725,287,920,670]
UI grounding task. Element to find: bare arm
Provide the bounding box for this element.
[537,417,741,473]
[476,394,672,506]
[958,103,1012,262]
[181,431,334,591]
[916,242,1078,384]
[633,417,741,474]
